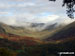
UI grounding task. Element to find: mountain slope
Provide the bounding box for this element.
[0,22,61,39]
[45,21,75,41]
[0,23,6,34]
[43,23,57,31]
[0,22,40,46]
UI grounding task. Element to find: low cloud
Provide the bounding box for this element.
[0,16,17,25]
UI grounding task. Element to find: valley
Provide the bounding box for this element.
[0,21,75,56]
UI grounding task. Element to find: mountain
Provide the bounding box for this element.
[0,22,40,46]
[0,22,59,39]
[28,23,59,31]
[43,23,58,31]
[0,22,69,39]
[25,23,45,31]
[31,23,45,27]
[45,21,75,42]
[0,22,75,56]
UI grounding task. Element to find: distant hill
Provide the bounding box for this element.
[0,22,40,46]
[31,23,45,27]
[45,21,75,41]
[43,23,57,31]
[0,22,61,39]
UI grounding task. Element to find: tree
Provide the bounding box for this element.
[49,0,75,19]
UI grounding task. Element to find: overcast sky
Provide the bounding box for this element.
[0,0,75,25]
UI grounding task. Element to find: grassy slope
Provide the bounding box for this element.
[45,21,75,41]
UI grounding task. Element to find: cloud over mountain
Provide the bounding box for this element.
[0,0,74,26]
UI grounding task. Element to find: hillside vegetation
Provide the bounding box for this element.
[0,22,75,56]
[45,21,75,42]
